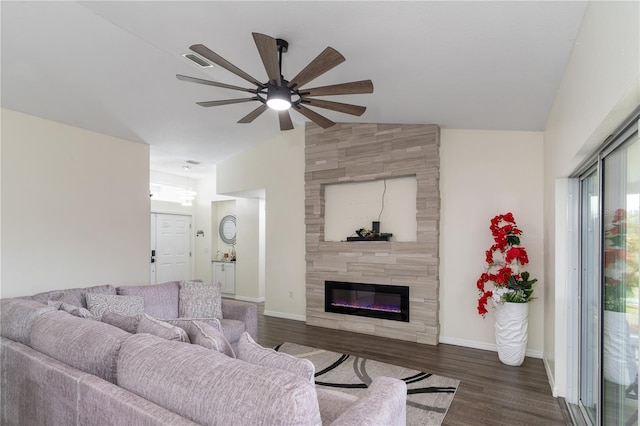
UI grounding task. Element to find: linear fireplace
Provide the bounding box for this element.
[325,281,409,322]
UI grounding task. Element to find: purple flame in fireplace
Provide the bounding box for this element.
[331,288,402,313]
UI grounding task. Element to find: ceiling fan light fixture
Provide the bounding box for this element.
[266,85,291,111]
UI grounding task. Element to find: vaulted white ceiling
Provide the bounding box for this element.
[1,1,587,177]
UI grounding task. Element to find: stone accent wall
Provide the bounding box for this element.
[305,123,440,345]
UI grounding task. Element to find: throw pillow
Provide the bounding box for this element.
[236,332,315,384]
[164,317,222,332]
[101,311,142,334]
[136,314,190,343]
[116,281,180,319]
[178,281,222,319]
[47,300,98,320]
[85,293,144,320]
[186,320,235,358]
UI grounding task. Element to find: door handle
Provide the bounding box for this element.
[151,249,156,264]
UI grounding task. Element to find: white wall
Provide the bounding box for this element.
[1,108,150,297]
[324,177,418,242]
[235,197,261,300]
[439,129,544,355]
[543,0,639,398]
[217,127,306,319]
[193,171,218,283]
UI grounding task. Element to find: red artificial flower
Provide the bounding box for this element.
[505,246,529,265]
[495,266,512,285]
[476,212,536,316]
[477,290,493,316]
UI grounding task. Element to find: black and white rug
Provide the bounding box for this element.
[276,342,459,426]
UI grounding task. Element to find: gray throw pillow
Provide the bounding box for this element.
[86,293,144,320]
[164,317,222,332]
[116,281,180,319]
[187,320,235,358]
[178,281,222,319]
[101,311,142,334]
[136,314,190,343]
[236,332,315,384]
[47,300,98,320]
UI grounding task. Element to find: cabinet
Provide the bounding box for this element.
[213,261,235,295]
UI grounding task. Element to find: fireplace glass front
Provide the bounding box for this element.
[324,281,409,322]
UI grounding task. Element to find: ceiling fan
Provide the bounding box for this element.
[176,33,374,131]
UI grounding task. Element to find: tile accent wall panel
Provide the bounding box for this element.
[305,123,440,345]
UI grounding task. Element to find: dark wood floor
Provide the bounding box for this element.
[257,306,571,426]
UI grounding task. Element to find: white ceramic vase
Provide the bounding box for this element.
[494,301,529,366]
[603,310,637,385]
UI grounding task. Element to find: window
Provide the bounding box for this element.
[577,112,639,425]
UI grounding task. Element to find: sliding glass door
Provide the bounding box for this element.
[579,116,639,425]
[601,129,639,424]
[581,167,599,424]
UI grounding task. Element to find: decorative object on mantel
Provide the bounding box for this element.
[476,212,537,366]
[346,221,392,241]
[602,208,637,385]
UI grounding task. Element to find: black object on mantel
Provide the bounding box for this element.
[347,233,393,242]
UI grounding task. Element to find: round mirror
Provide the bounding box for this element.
[219,215,236,245]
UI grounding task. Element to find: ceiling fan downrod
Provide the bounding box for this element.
[276,38,288,80]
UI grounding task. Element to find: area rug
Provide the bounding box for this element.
[276,342,459,426]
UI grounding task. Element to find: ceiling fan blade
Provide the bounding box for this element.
[293,104,335,129]
[278,110,294,131]
[287,47,345,90]
[196,98,257,107]
[238,104,269,123]
[299,80,374,96]
[176,74,258,94]
[252,33,281,87]
[190,44,264,88]
[300,98,366,116]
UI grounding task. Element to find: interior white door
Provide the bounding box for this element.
[150,213,157,283]
[151,213,191,284]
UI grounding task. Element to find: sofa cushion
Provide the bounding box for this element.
[1,337,85,425]
[101,311,142,334]
[77,374,200,426]
[236,332,315,384]
[185,320,235,357]
[117,334,321,426]
[86,294,144,320]
[178,281,222,319]
[30,310,131,383]
[0,298,57,345]
[219,318,246,344]
[136,314,190,343]
[30,284,116,308]
[117,281,180,319]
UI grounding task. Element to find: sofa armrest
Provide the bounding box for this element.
[221,299,257,340]
[330,377,407,426]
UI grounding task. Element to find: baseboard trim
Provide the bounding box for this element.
[438,336,543,359]
[543,355,558,397]
[263,310,306,322]
[233,295,265,303]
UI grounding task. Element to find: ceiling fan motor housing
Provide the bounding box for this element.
[276,38,288,53]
